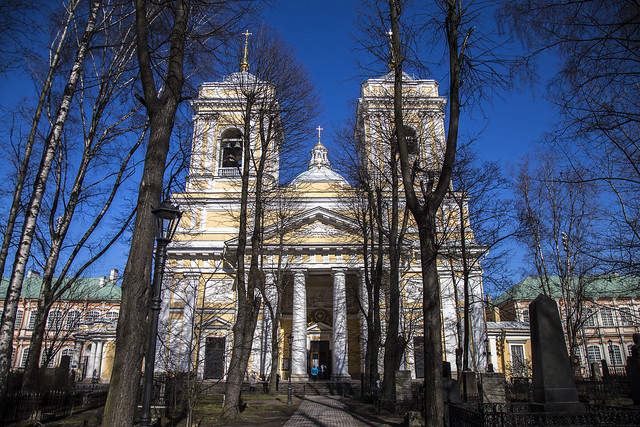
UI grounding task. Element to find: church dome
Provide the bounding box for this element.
[292,142,348,185]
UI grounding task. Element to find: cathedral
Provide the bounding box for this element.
[158,65,487,382]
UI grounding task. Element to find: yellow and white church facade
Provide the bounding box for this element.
[157,69,487,382]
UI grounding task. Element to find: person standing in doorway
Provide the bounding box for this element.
[311,364,318,381]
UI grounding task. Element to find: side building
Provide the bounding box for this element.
[0,269,121,383]
[494,275,640,377]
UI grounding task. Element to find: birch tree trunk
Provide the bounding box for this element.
[0,0,100,403]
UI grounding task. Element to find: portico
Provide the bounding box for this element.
[288,267,356,381]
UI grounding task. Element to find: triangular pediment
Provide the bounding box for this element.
[266,207,361,245]
[225,206,362,248]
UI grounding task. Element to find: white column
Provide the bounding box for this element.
[88,343,97,378]
[291,269,307,380]
[72,342,83,371]
[180,273,199,372]
[332,268,350,381]
[96,341,105,379]
[263,272,276,376]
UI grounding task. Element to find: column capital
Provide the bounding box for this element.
[331,267,346,278]
[292,268,308,278]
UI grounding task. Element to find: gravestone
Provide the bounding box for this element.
[462,371,479,400]
[626,333,640,405]
[480,372,506,403]
[590,363,602,381]
[395,370,413,403]
[529,294,585,412]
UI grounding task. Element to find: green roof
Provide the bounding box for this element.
[0,276,121,301]
[494,275,640,305]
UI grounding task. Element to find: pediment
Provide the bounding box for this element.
[226,206,361,247]
[267,207,361,245]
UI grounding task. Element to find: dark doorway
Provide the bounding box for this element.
[414,336,424,379]
[309,340,331,379]
[204,337,225,379]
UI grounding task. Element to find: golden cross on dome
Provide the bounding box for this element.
[316,126,324,143]
[240,30,252,72]
[387,29,395,69]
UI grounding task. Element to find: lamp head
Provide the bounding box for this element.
[152,198,182,241]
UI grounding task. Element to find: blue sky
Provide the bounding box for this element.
[0,1,559,284]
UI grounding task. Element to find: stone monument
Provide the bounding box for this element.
[529,294,585,412]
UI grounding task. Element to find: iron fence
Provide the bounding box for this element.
[449,402,640,427]
[1,390,107,424]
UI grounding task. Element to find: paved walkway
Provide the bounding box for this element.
[284,395,357,427]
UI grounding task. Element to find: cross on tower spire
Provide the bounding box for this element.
[240,30,252,72]
[316,126,324,143]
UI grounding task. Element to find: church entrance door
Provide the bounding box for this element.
[310,340,331,380]
[204,337,225,379]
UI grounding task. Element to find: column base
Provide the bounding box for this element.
[331,374,352,382]
[291,374,309,382]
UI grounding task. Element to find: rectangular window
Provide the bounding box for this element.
[583,307,596,327]
[20,348,29,368]
[15,310,23,329]
[619,307,633,325]
[28,312,36,329]
[510,344,527,376]
[522,309,529,324]
[601,307,615,327]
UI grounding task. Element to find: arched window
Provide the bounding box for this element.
[608,343,623,366]
[106,310,119,321]
[86,310,100,323]
[47,310,64,330]
[66,311,81,330]
[587,345,602,364]
[522,309,530,324]
[220,129,243,169]
[405,126,418,155]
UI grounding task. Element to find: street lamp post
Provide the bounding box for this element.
[140,199,182,427]
[287,334,293,405]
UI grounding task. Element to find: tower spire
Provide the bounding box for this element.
[240,30,252,72]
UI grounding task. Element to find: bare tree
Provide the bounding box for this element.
[501,0,640,274]
[19,5,145,390]
[513,149,600,370]
[0,0,102,403]
[103,1,253,424]
[218,27,319,418]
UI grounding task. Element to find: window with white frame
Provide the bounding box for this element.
[583,307,596,327]
[47,310,64,330]
[522,309,530,324]
[86,310,100,323]
[105,310,119,321]
[20,348,29,368]
[608,343,623,366]
[15,310,23,329]
[61,348,74,364]
[41,349,55,368]
[619,307,633,325]
[587,345,602,363]
[510,344,527,376]
[600,307,615,327]
[28,312,36,329]
[66,311,80,330]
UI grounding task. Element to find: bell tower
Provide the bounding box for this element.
[355,72,447,180]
